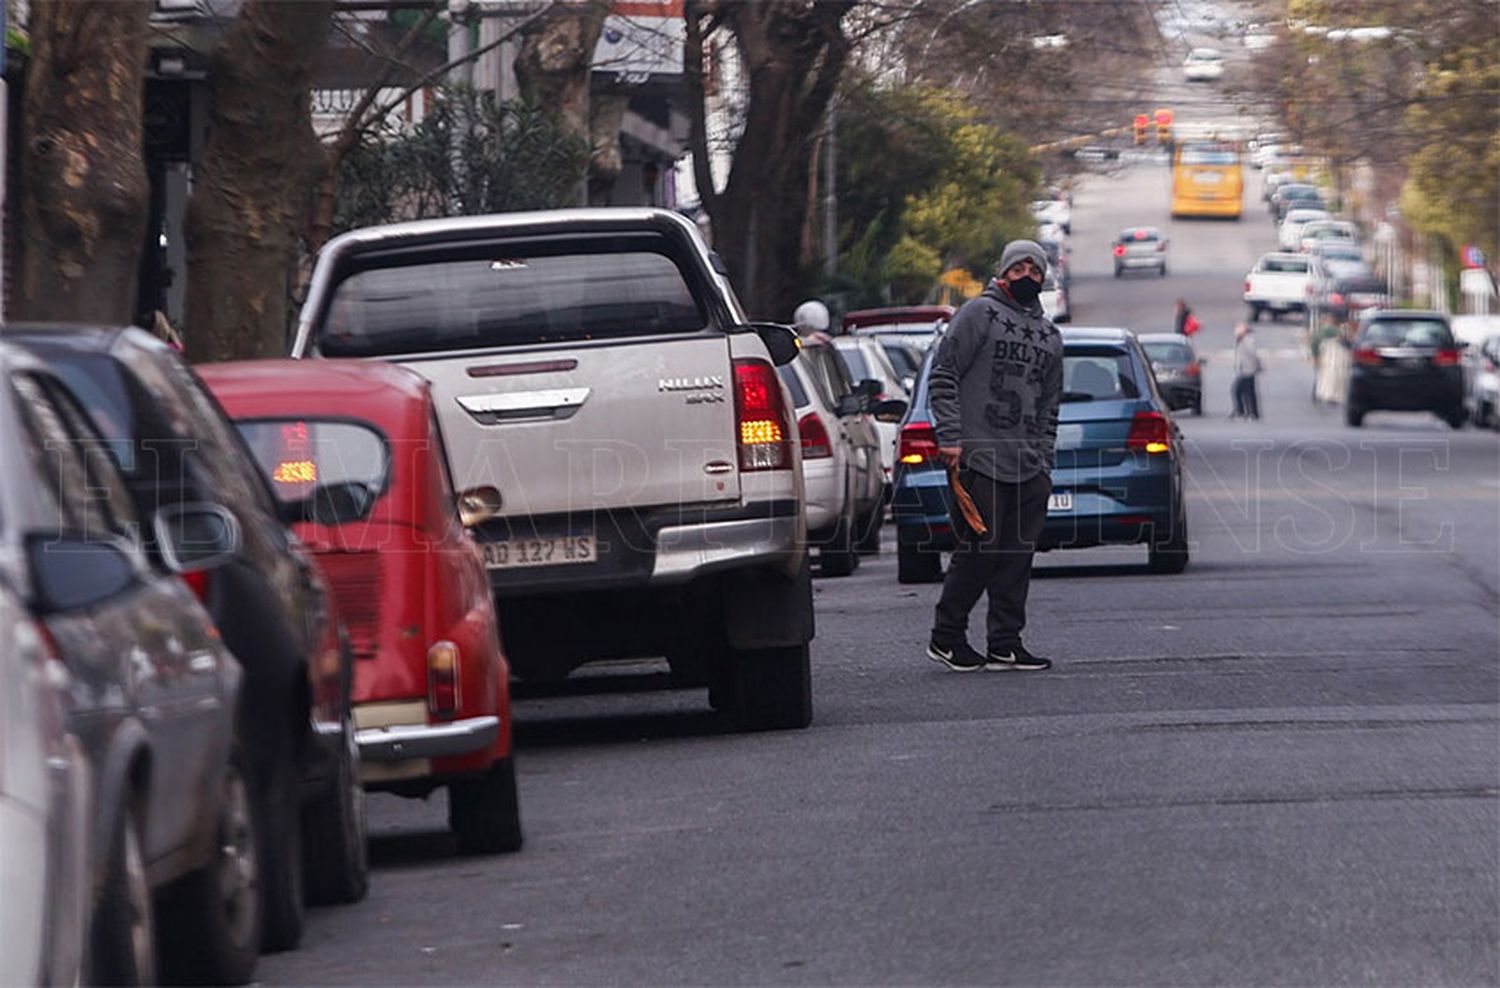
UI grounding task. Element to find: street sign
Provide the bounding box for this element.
[1461,244,1487,269]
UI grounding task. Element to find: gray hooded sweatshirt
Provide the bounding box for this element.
[928,273,1065,483]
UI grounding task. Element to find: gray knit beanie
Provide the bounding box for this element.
[997,239,1048,279]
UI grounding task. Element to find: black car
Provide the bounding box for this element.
[1314,272,1389,324]
[1345,311,1466,428]
[12,326,370,954]
[1139,333,1204,415]
[0,343,258,983]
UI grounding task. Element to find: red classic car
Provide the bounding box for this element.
[198,359,522,854]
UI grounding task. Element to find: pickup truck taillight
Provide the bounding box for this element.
[733,359,793,471]
[798,412,833,459]
[898,422,939,465]
[1244,279,1252,294]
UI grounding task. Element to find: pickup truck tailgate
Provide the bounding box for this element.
[408,336,741,518]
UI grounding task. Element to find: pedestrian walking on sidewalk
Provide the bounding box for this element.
[925,240,1065,672]
[1231,322,1262,420]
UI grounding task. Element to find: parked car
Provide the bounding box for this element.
[199,359,524,855]
[779,350,884,575]
[1307,241,1368,276]
[292,209,814,731]
[1039,270,1072,323]
[1450,315,1500,428]
[1139,333,1205,415]
[1270,183,1324,222]
[1297,219,1359,252]
[804,340,885,550]
[1244,251,1312,321]
[1031,197,1072,234]
[845,305,955,353]
[0,343,254,984]
[892,327,1189,583]
[878,337,925,393]
[831,334,911,489]
[1312,271,1389,324]
[10,326,369,953]
[1345,311,1466,428]
[1277,207,1333,250]
[0,578,91,986]
[1182,47,1226,81]
[1112,226,1169,277]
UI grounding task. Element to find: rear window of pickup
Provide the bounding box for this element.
[317,237,709,356]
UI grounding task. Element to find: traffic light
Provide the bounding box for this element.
[1154,108,1174,143]
[1134,114,1149,144]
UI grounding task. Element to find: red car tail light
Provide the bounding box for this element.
[428,641,460,720]
[1328,292,1345,307]
[733,359,792,471]
[1353,347,1382,366]
[1126,411,1173,454]
[1433,348,1461,367]
[898,422,939,465]
[1244,279,1252,294]
[1114,245,1127,258]
[1186,361,1201,377]
[180,569,212,603]
[798,412,833,459]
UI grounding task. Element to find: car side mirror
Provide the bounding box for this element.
[25,533,141,614]
[835,393,863,417]
[153,502,242,573]
[281,481,378,528]
[855,378,882,400]
[872,398,909,423]
[457,485,504,528]
[743,322,801,367]
[1198,355,1209,365]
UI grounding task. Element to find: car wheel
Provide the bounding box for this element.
[897,543,944,584]
[448,758,524,855]
[301,715,368,905]
[1445,409,1467,430]
[156,747,262,986]
[1192,397,1203,416]
[855,505,883,555]
[1345,405,1365,428]
[1248,305,1261,322]
[1113,265,1122,278]
[1159,263,1168,277]
[256,747,304,953]
[722,643,812,732]
[91,802,157,986]
[819,515,860,577]
[1148,502,1190,574]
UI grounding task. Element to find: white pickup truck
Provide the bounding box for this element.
[1244,252,1311,322]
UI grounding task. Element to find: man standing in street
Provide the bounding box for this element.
[1232,322,1263,420]
[926,240,1065,672]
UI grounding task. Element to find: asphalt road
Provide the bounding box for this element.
[259,157,1500,988]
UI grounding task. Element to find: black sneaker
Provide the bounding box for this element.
[927,640,986,671]
[984,644,1051,671]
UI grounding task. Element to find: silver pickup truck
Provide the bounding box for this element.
[292,209,815,730]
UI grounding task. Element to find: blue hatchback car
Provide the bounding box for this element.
[891,326,1189,582]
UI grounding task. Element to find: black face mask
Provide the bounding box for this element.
[1008,275,1043,306]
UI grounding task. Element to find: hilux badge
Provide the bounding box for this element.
[658,376,725,392]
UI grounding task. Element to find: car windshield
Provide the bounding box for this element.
[1143,341,1194,366]
[1061,349,1142,401]
[234,418,390,503]
[1181,149,1237,166]
[882,342,919,379]
[1121,229,1160,243]
[1318,246,1362,262]
[1361,320,1454,348]
[777,366,809,408]
[318,239,708,356]
[1261,256,1308,273]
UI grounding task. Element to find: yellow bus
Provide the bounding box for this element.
[1171,142,1243,219]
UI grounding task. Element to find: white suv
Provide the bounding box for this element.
[293,209,815,730]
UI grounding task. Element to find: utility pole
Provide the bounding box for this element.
[822,100,837,281]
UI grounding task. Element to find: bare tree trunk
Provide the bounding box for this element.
[15,0,151,323]
[516,0,609,204]
[698,0,853,319]
[184,0,333,362]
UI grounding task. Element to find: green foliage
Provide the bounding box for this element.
[827,81,1039,305]
[334,87,588,234]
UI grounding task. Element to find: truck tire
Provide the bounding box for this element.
[449,758,524,855]
[819,517,860,577]
[725,643,812,732]
[301,717,368,905]
[156,749,262,986]
[855,505,883,555]
[91,804,156,986]
[897,544,943,584]
[1345,405,1365,428]
[256,749,304,953]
